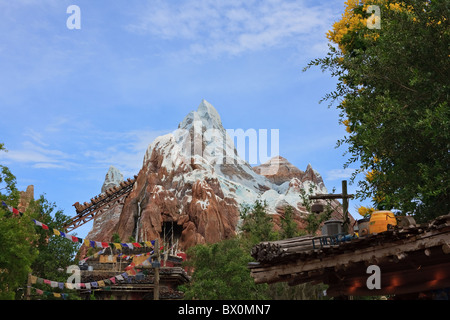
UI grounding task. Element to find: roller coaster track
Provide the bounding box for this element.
[64,176,137,233]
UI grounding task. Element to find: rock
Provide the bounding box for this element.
[302,163,326,192]
[252,156,304,185]
[253,157,326,193]
[101,166,124,193]
[18,185,34,213]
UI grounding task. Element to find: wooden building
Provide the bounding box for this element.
[78,250,190,300]
[249,214,450,299]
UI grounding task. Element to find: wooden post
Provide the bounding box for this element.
[26,273,31,300]
[154,238,160,300]
[341,180,350,234]
[308,179,354,234]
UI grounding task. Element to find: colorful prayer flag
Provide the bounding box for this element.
[116,274,124,281]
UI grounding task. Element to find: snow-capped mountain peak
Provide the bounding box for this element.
[178,99,223,131]
[84,100,340,251]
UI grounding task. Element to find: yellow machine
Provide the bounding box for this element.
[369,210,397,234]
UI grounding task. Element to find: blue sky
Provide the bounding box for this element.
[0,0,367,238]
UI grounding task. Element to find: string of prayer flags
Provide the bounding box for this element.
[31,287,69,299]
[32,218,156,251]
[80,248,154,264]
[30,271,132,292]
[1,200,24,217]
[33,219,51,231]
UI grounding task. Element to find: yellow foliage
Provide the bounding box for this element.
[342,119,352,133]
[365,169,377,182]
[373,193,386,204]
[364,33,380,41]
[327,0,418,53]
[357,206,374,217]
[326,0,367,52]
[387,2,414,13]
[388,2,403,12]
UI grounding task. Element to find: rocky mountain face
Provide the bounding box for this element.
[101,166,124,193]
[83,100,342,251]
[18,185,34,213]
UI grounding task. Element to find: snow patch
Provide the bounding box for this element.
[196,199,210,210]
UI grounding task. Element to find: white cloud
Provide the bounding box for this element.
[326,168,356,181]
[126,0,335,58]
[0,141,73,170]
[81,129,170,177]
[1,118,169,176]
[33,163,67,169]
[23,129,49,147]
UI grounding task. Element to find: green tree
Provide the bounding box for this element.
[0,145,38,299]
[112,232,121,243]
[180,237,269,300]
[30,195,81,300]
[29,195,81,299]
[239,200,278,246]
[279,205,304,239]
[0,144,19,204]
[1,144,81,299]
[305,0,449,222]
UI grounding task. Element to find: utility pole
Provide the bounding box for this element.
[309,180,354,234]
[153,238,160,300]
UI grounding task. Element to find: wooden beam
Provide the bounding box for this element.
[64,182,134,232]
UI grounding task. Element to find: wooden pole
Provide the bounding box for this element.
[342,180,350,234]
[154,238,160,300]
[309,179,354,234]
[26,273,31,300]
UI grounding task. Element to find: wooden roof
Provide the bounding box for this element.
[249,214,450,297]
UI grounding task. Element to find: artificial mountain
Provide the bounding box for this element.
[82,100,343,251]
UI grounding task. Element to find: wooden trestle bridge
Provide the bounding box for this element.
[64,176,137,232]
